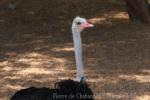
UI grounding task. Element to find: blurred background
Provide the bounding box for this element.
[0,0,150,100]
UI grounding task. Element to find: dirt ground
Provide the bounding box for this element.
[0,0,150,100]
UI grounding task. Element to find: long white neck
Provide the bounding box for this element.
[72,29,84,81]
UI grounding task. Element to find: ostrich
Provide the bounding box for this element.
[72,16,94,82]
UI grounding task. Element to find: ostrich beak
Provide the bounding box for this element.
[80,22,94,29]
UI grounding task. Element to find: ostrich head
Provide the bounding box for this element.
[72,16,93,82]
[72,16,94,33]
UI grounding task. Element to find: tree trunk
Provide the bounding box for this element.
[125,0,150,23]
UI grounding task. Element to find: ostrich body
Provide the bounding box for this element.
[72,17,93,82]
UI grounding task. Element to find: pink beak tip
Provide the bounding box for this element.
[80,22,94,29]
[89,24,94,27]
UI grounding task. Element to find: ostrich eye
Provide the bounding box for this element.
[76,22,81,25]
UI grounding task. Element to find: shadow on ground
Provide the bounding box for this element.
[0,0,150,100]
